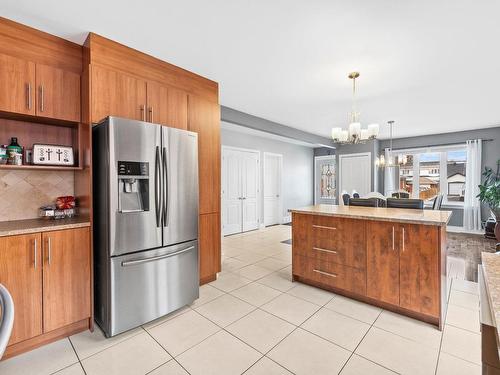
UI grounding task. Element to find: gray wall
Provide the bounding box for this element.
[377,126,500,225]
[315,127,499,226]
[222,106,334,147]
[221,124,314,224]
[315,139,379,202]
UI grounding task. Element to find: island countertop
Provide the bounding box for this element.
[289,204,452,226]
[481,252,500,353]
[0,216,91,237]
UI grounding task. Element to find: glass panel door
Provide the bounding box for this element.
[315,156,336,204]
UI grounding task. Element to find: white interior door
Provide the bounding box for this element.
[339,153,371,203]
[222,149,242,235]
[241,151,260,232]
[264,153,282,226]
[222,147,260,235]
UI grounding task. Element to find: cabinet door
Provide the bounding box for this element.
[400,224,439,316]
[0,53,35,115]
[187,95,221,214]
[91,65,147,123]
[147,82,188,129]
[36,64,80,122]
[199,213,221,284]
[0,233,42,345]
[42,228,91,332]
[366,221,400,306]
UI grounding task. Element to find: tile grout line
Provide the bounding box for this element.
[141,325,193,375]
[335,308,385,374]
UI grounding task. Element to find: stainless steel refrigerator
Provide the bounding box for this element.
[93,117,199,337]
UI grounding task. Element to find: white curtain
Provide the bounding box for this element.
[463,139,482,231]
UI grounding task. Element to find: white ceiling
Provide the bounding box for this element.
[3,0,500,139]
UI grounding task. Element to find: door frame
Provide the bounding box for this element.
[314,155,336,205]
[221,145,261,236]
[338,152,372,202]
[263,152,283,226]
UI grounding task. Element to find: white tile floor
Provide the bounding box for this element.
[0,225,482,375]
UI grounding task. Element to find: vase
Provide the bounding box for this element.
[492,208,500,242]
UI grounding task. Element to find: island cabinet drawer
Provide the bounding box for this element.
[311,217,366,269]
[293,255,366,295]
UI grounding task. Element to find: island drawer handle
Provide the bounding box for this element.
[312,247,337,254]
[313,269,337,278]
[312,225,337,230]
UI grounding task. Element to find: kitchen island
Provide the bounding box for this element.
[290,204,452,329]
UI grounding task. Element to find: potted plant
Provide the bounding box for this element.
[477,160,500,241]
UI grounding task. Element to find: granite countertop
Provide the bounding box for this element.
[0,216,91,237]
[482,252,500,348]
[289,204,452,226]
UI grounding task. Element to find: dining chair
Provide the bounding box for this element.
[386,198,424,209]
[348,198,379,207]
[0,284,14,359]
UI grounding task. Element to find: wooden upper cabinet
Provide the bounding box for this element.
[366,221,400,306]
[399,224,440,317]
[0,233,42,345]
[42,227,91,332]
[36,64,81,122]
[91,65,147,123]
[0,53,35,116]
[146,82,188,129]
[188,95,221,214]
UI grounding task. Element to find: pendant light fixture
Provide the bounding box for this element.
[376,120,407,167]
[331,72,379,144]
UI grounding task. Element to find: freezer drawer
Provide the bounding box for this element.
[106,241,199,337]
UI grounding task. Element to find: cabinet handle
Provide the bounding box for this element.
[149,106,154,123]
[313,269,337,278]
[312,224,337,230]
[402,227,405,252]
[140,105,145,121]
[26,83,32,110]
[392,226,395,250]
[313,247,337,254]
[33,238,37,269]
[39,85,44,112]
[47,237,52,266]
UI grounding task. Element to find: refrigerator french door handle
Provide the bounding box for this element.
[121,246,195,267]
[155,146,162,227]
[163,146,169,227]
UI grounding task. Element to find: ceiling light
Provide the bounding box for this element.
[331,72,379,144]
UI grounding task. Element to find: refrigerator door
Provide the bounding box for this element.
[107,241,199,337]
[109,117,163,256]
[162,127,199,246]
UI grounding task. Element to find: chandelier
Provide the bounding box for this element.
[331,72,379,144]
[376,120,407,167]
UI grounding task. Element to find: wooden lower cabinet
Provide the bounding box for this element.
[0,227,91,359]
[199,213,221,284]
[366,221,401,305]
[0,233,42,345]
[42,228,91,332]
[292,213,443,327]
[399,223,440,317]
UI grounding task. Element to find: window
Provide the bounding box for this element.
[391,145,467,205]
[398,154,414,194]
[446,150,466,202]
[418,153,440,203]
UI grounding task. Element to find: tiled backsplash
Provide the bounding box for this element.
[0,170,74,222]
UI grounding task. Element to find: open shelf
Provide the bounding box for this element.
[0,164,82,171]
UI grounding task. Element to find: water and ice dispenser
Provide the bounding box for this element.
[118,161,150,212]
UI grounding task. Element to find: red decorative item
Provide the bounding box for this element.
[56,196,76,210]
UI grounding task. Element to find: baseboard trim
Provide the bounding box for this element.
[447,226,484,235]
